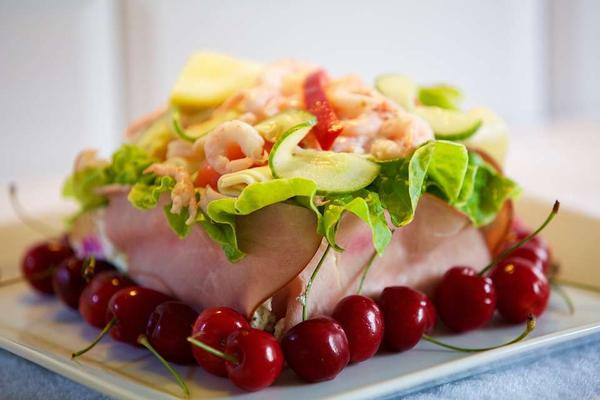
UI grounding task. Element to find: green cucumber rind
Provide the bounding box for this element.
[269,121,380,194]
[416,106,482,141]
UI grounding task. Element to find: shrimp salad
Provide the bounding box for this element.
[64,52,519,261]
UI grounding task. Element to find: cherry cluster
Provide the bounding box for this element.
[18,203,557,395]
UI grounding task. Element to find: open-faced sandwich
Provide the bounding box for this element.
[21,52,561,393]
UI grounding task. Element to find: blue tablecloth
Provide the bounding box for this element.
[2,333,600,399]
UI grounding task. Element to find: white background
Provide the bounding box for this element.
[1,0,599,186]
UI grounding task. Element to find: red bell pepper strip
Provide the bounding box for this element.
[303,70,343,150]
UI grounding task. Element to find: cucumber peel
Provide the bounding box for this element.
[254,110,315,142]
[172,110,239,142]
[415,106,482,141]
[269,121,380,194]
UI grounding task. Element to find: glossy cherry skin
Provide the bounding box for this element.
[505,241,550,273]
[332,295,384,363]
[52,257,114,309]
[378,287,432,351]
[281,317,350,382]
[106,287,173,345]
[224,328,284,391]
[424,298,437,333]
[21,240,74,294]
[79,271,134,328]
[146,301,198,364]
[491,258,550,323]
[191,307,250,377]
[434,266,496,332]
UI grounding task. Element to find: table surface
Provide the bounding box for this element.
[2,121,600,399]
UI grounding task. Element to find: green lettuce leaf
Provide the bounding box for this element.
[128,176,176,210]
[62,166,110,213]
[320,190,392,255]
[108,144,156,185]
[64,144,157,214]
[456,152,520,226]
[205,177,320,262]
[375,140,469,226]
[163,204,192,239]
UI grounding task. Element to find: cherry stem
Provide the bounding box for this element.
[82,256,96,282]
[356,251,377,295]
[422,315,536,353]
[186,337,238,364]
[549,281,575,315]
[480,200,560,276]
[302,244,332,321]
[8,182,57,237]
[71,317,117,358]
[551,278,600,294]
[138,334,190,398]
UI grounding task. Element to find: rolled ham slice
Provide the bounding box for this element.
[71,192,495,331]
[273,195,490,330]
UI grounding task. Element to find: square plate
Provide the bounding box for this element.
[0,196,599,399]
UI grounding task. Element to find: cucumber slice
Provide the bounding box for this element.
[418,84,462,110]
[375,74,418,110]
[254,110,315,142]
[415,106,482,141]
[172,110,239,142]
[269,122,380,194]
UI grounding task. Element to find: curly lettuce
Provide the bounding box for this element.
[63,144,157,214]
[205,177,319,261]
[373,140,518,228]
[319,190,392,255]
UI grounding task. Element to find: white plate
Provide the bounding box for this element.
[0,196,599,400]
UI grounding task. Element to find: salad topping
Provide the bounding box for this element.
[64,52,519,262]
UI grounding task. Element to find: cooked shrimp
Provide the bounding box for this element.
[370,112,434,160]
[144,163,198,224]
[327,75,391,119]
[204,121,265,174]
[216,59,314,121]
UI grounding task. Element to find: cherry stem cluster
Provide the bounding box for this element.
[8,182,57,237]
[71,317,117,358]
[302,244,332,321]
[187,337,238,364]
[479,200,560,276]
[138,334,189,398]
[82,256,97,282]
[422,315,536,352]
[356,251,377,295]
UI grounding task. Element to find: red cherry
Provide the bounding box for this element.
[424,298,437,333]
[491,258,550,323]
[145,301,198,365]
[281,317,350,382]
[52,257,114,309]
[224,328,284,391]
[191,307,250,377]
[505,241,550,274]
[378,286,433,351]
[78,271,134,328]
[106,287,173,345]
[332,295,383,363]
[434,267,496,332]
[21,240,73,294]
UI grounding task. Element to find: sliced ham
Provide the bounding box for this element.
[102,193,322,317]
[273,195,491,330]
[71,192,497,332]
